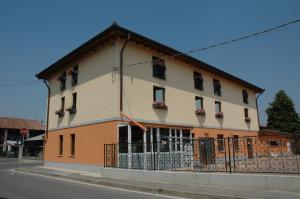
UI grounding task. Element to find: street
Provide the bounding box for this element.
[0,160,184,199]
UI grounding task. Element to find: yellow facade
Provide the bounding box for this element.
[47,38,259,132]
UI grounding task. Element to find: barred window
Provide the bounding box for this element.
[213,79,221,96]
[152,56,166,79]
[194,72,203,90]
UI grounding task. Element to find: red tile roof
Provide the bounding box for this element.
[0,117,44,130]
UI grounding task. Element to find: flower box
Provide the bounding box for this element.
[55,109,64,117]
[195,108,205,116]
[66,106,77,114]
[215,112,224,119]
[245,117,251,122]
[152,101,168,110]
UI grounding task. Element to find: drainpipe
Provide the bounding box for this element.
[120,33,130,114]
[256,89,265,130]
[42,79,50,138]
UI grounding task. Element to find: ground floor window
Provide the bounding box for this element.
[217,134,224,152]
[233,135,239,150]
[70,134,75,156]
[59,135,63,155]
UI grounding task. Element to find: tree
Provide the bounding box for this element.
[266,90,300,133]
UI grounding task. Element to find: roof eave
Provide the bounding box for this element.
[36,24,264,93]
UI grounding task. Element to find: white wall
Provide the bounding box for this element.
[47,38,260,132]
[122,41,259,131]
[48,43,119,130]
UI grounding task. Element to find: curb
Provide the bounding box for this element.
[14,167,246,199]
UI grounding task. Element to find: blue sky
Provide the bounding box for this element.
[0,0,299,124]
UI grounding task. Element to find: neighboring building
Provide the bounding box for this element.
[259,126,300,156]
[0,116,44,157]
[37,23,264,170]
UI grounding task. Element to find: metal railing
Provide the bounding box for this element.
[104,136,300,174]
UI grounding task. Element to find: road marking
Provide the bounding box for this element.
[13,170,188,199]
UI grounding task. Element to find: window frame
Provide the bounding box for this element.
[233,135,239,151]
[153,86,165,103]
[193,71,203,90]
[242,90,249,104]
[195,96,204,110]
[59,135,63,156]
[71,65,78,86]
[244,108,249,118]
[213,79,221,96]
[215,101,222,113]
[61,97,65,111]
[72,92,77,109]
[152,56,166,80]
[59,72,67,91]
[70,134,76,156]
[217,134,225,152]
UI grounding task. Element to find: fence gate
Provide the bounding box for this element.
[104,144,116,167]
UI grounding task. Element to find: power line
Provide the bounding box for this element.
[117,19,300,70]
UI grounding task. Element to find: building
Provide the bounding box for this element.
[0,116,44,157]
[37,23,264,171]
[259,126,300,155]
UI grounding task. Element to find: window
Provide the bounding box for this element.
[59,135,63,155]
[195,96,203,109]
[152,56,166,79]
[67,93,77,114]
[233,135,239,150]
[244,108,249,118]
[182,130,191,147]
[55,97,65,117]
[61,97,65,110]
[217,134,224,152]
[71,65,78,86]
[213,79,221,96]
[195,96,205,115]
[70,134,75,156]
[215,101,223,118]
[171,129,181,151]
[244,108,251,122]
[242,90,248,104]
[72,92,77,109]
[215,101,221,113]
[59,72,67,91]
[269,140,280,146]
[153,86,167,110]
[160,128,169,152]
[194,72,203,90]
[153,86,165,102]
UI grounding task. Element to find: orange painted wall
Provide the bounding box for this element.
[192,127,258,138]
[192,127,258,159]
[44,121,118,165]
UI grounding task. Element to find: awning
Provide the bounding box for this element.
[25,134,45,142]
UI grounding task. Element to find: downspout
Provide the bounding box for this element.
[42,79,50,138]
[256,89,265,129]
[42,79,50,165]
[120,33,130,114]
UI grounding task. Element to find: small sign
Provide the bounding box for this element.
[20,128,29,136]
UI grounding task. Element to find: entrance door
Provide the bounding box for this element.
[247,138,254,159]
[199,138,215,165]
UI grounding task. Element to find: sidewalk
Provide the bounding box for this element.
[15,166,300,199]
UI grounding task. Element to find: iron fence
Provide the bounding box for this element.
[104,136,300,174]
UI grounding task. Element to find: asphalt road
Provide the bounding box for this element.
[0,160,184,199]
